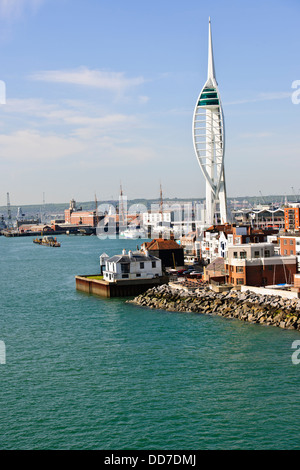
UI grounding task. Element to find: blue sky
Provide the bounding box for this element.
[0,0,299,205]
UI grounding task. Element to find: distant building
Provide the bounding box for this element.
[18,224,53,233]
[141,238,184,268]
[180,232,201,264]
[284,205,300,232]
[64,199,97,227]
[225,243,297,287]
[232,207,284,230]
[103,250,162,282]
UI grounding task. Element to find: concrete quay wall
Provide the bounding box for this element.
[75,275,169,298]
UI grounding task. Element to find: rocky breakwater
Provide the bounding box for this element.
[129,284,300,331]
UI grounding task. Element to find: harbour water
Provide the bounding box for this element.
[0,234,300,450]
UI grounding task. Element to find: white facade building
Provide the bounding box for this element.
[103,250,162,283]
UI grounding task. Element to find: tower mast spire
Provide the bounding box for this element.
[207,17,216,82]
[192,18,228,226]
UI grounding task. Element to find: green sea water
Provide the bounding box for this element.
[0,234,300,450]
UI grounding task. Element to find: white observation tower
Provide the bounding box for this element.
[192,18,228,226]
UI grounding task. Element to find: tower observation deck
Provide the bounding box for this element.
[192,18,228,225]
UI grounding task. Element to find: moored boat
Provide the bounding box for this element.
[33,236,60,247]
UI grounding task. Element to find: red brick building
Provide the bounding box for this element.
[225,243,297,287]
[64,199,97,227]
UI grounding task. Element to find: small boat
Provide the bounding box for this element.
[120,227,147,239]
[33,236,61,247]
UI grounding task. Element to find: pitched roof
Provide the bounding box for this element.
[205,257,225,272]
[143,238,182,251]
[107,251,159,263]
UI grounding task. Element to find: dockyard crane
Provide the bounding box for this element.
[95,193,99,226]
[291,187,299,202]
[6,192,11,225]
[259,190,267,205]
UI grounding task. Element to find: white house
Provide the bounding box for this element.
[103,249,162,282]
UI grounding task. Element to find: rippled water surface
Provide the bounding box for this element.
[0,235,300,449]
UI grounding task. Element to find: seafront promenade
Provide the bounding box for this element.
[130,284,300,331]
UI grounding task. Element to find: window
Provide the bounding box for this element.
[265,250,270,258]
[236,278,244,285]
[236,266,244,273]
[240,251,246,259]
[291,250,294,255]
[152,261,156,268]
[284,250,287,255]
[122,274,129,279]
[290,240,294,245]
[136,273,141,277]
[284,239,287,245]
[254,251,260,258]
[233,252,238,259]
[121,263,130,274]
[140,262,144,269]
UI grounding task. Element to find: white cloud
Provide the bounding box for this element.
[3,98,142,139]
[0,130,84,161]
[0,98,154,167]
[138,95,150,104]
[0,0,44,20]
[30,67,146,93]
[225,91,292,106]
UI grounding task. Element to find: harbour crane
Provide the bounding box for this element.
[6,192,11,225]
[259,190,267,205]
[94,193,99,226]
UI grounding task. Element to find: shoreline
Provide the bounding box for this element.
[129,284,300,332]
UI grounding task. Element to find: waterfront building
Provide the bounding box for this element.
[18,223,53,234]
[279,234,300,270]
[192,18,227,226]
[141,238,184,269]
[64,199,97,227]
[103,249,162,282]
[225,243,297,287]
[199,224,277,264]
[99,253,110,274]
